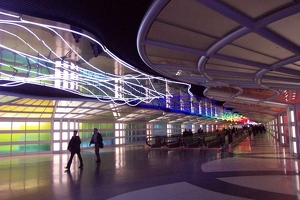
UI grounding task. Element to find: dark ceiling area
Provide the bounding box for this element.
[0,1,154,74]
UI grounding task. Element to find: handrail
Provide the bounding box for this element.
[145,130,246,148]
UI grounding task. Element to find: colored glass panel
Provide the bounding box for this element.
[82,123,93,129]
[12,133,25,141]
[15,113,30,118]
[13,106,27,111]
[0,145,11,154]
[28,113,41,118]
[0,133,11,142]
[106,132,114,137]
[40,133,50,141]
[11,144,25,153]
[82,141,89,148]
[26,144,39,152]
[81,132,87,139]
[34,100,43,105]
[88,123,94,129]
[107,123,113,129]
[3,113,17,117]
[26,133,39,141]
[12,122,25,130]
[0,95,18,103]
[24,107,35,112]
[40,122,51,130]
[82,131,92,139]
[0,122,11,130]
[34,107,46,112]
[41,114,52,118]
[40,143,50,151]
[99,124,106,129]
[3,106,17,111]
[0,105,8,109]
[42,100,54,106]
[82,123,87,129]
[26,99,36,105]
[93,124,99,129]
[26,122,39,130]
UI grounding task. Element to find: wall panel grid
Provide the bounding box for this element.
[52,120,78,152]
[0,120,51,155]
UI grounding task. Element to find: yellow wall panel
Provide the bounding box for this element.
[0,133,11,142]
[12,122,25,130]
[12,133,25,142]
[40,122,51,130]
[26,122,39,130]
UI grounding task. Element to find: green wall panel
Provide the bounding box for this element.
[80,132,91,139]
[0,134,11,142]
[12,133,25,142]
[40,144,50,151]
[26,133,39,141]
[11,144,25,153]
[106,132,114,137]
[0,145,11,154]
[40,133,51,141]
[99,124,106,129]
[26,144,39,152]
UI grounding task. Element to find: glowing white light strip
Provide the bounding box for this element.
[0,11,245,121]
[0,11,193,106]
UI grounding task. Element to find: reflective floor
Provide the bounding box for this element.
[1,134,299,200]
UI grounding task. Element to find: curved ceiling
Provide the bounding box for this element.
[137,0,300,123]
[0,0,299,123]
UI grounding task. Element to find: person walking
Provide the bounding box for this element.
[89,128,103,163]
[65,130,84,170]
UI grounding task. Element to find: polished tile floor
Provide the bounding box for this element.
[1,134,299,200]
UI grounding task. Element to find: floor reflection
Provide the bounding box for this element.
[0,135,299,200]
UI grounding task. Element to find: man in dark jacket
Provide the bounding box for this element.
[89,128,103,162]
[65,130,83,170]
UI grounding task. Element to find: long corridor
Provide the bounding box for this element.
[0,133,299,200]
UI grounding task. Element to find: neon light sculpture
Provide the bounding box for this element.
[0,11,246,122]
[0,11,192,106]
